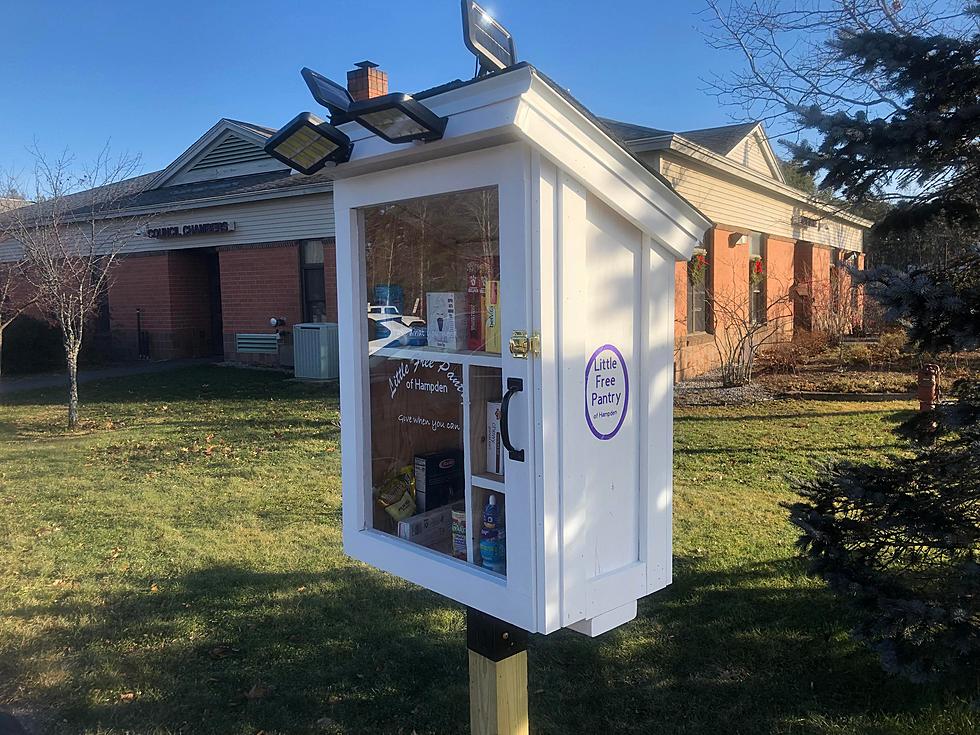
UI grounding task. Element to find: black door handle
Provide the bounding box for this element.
[499,377,525,463]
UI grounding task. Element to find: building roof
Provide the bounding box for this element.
[1,159,334,225]
[679,122,761,156]
[601,118,763,157]
[598,119,672,143]
[222,119,277,137]
[6,65,690,225]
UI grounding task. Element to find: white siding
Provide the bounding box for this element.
[657,153,863,251]
[124,192,335,253]
[0,191,336,261]
[727,132,777,179]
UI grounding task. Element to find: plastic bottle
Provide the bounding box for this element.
[479,494,506,574]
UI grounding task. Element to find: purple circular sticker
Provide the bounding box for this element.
[585,344,629,440]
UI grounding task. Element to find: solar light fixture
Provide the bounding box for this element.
[348,93,448,144]
[461,0,517,74]
[264,112,353,175]
[301,67,354,118]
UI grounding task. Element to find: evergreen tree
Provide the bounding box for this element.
[705,1,980,241]
[787,22,980,237]
[706,1,980,687]
[788,250,979,687]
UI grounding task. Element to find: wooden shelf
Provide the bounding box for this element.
[472,472,505,493]
[373,345,502,367]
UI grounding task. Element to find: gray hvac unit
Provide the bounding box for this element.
[293,323,340,380]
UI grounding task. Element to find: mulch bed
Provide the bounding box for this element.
[674,369,778,407]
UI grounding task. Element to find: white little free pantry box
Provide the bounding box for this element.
[334,64,710,636]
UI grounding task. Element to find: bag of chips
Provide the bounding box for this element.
[376,466,416,521]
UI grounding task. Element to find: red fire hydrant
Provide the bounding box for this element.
[917,363,941,412]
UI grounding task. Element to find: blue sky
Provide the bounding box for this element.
[1,1,757,184]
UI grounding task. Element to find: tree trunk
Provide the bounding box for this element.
[66,351,79,430]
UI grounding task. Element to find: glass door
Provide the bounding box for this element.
[359,186,511,578]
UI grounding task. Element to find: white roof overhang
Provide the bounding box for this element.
[332,65,712,261]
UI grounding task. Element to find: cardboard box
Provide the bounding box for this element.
[397,504,453,548]
[486,400,503,476]
[426,292,468,351]
[414,449,464,512]
[484,280,500,353]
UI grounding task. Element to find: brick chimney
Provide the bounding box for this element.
[347,61,388,101]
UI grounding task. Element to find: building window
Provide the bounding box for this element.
[688,248,709,334]
[748,234,766,324]
[301,240,327,322]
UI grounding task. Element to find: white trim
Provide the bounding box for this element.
[335,144,541,631]
[745,123,787,184]
[148,119,280,190]
[519,75,711,260]
[329,65,710,261]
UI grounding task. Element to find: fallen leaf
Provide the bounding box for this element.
[209,645,234,659]
[150,583,159,592]
[119,691,136,702]
[244,683,274,700]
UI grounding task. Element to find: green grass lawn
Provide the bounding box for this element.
[0,367,974,734]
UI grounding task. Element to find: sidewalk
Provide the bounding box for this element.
[0,358,216,397]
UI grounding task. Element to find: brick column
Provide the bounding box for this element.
[323,239,339,323]
[764,236,795,340]
[707,227,748,333]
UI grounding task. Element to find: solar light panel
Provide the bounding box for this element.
[461,1,516,72]
[301,67,354,116]
[357,109,429,140]
[348,93,448,144]
[264,112,352,175]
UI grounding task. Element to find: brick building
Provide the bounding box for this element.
[1,63,870,379]
[603,120,871,379]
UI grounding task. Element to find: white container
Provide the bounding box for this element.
[334,65,711,637]
[426,292,468,351]
[397,504,453,549]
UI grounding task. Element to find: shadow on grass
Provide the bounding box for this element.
[530,557,947,735]
[1,565,467,735]
[1,559,951,735]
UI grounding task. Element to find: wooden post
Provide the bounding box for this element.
[467,608,529,735]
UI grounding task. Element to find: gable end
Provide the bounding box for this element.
[188,133,271,172]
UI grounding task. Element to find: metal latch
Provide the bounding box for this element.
[508,330,540,359]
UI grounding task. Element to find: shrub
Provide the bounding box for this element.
[758,342,804,374]
[871,330,907,366]
[1,315,63,374]
[842,342,872,368]
[794,329,830,360]
[790,250,980,688]
[787,425,980,686]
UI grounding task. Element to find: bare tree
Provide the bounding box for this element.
[702,0,975,124]
[698,254,797,387]
[2,145,147,428]
[701,1,980,208]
